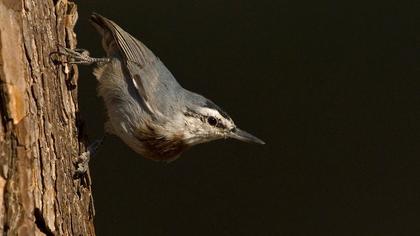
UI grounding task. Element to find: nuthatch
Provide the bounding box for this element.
[57,13,264,169]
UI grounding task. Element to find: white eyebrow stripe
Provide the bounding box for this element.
[197,107,223,119]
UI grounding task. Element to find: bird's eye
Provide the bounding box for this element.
[207,116,218,126]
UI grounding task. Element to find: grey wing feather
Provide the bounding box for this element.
[90,13,178,115]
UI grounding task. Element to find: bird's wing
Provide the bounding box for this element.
[90,13,168,115]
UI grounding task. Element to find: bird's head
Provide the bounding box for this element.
[180,97,265,146]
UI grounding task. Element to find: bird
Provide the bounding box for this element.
[56,13,264,168]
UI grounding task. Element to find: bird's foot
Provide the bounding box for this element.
[50,45,110,65]
[74,138,104,178]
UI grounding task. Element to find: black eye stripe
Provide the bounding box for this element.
[184,108,228,129]
[204,101,230,120]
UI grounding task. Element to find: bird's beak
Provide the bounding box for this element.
[228,128,265,145]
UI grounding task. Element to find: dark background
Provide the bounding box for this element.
[75,0,419,235]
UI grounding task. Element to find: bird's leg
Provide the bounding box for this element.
[74,137,104,178]
[50,45,110,65]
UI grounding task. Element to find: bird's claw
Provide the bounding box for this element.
[74,138,104,178]
[50,45,109,65]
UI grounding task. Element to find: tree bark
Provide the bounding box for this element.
[0,0,95,235]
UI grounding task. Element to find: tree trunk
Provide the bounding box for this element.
[0,0,95,235]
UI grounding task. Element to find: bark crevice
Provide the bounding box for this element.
[34,208,54,236]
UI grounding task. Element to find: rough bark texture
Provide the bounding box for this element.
[0,0,95,235]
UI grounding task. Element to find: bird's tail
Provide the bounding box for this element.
[90,13,120,57]
[89,13,155,67]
